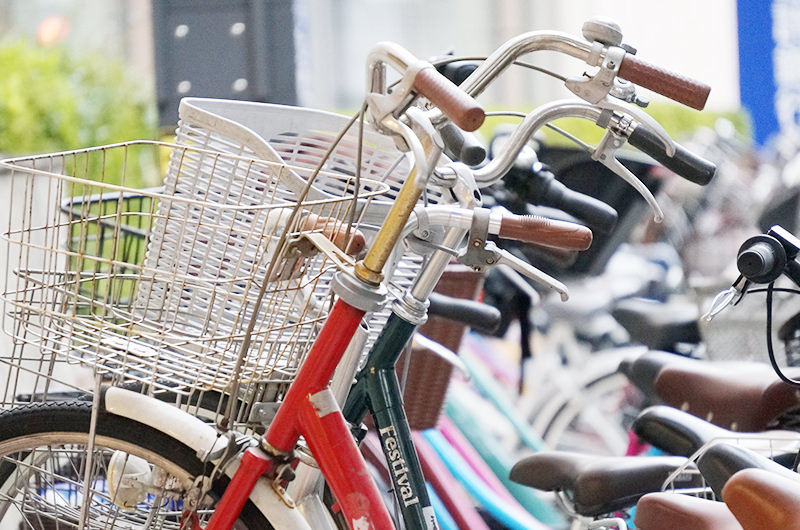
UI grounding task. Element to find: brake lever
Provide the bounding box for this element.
[496,263,542,305]
[592,126,665,223]
[702,274,749,322]
[459,240,569,301]
[411,334,470,380]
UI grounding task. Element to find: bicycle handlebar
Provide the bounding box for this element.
[505,147,618,233]
[427,292,502,334]
[411,204,592,251]
[459,30,710,110]
[366,42,485,133]
[534,174,618,234]
[439,121,487,166]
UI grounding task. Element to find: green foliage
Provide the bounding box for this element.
[0,40,159,187]
[483,102,751,149]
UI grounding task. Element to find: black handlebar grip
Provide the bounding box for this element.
[627,125,716,186]
[439,121,487,166]
[738,242,778,279]
[736,234,787,284]
[539,175,618,234]
[427,292,502,334]
[436,60,480,87]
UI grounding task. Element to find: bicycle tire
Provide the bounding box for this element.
[0,400,269,530]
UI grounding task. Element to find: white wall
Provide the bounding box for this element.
[296,0,739,112]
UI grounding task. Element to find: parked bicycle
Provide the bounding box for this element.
[0,17,714,530]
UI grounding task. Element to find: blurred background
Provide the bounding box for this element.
[0,0,766,155]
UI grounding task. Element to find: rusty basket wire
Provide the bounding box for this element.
[0,141,389,406]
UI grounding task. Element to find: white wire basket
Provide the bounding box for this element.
[172,98,455,353]
[0,141,389,400]
[660,431,800,499]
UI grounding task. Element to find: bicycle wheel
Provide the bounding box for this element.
[0,400,269,530]
[535,369,642,455]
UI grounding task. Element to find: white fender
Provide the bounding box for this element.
[104,386,315,530]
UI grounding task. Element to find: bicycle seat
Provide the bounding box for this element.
[634,492,742,530]
[632,405,800,457]
[620,350,697,399]
[509,451,694,516]
[611,297,701,351]
[654,358,800,431]
[723,467,800,529]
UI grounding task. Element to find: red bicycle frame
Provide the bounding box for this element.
[207,299,395,530]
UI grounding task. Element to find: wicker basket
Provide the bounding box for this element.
[401,265,485,430]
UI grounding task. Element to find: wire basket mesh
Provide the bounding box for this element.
[0,141,389,402]
[693,277,799,363]
[173,99,455,350]
[660,431,800,500]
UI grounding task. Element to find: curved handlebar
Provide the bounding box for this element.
[459,30,710,110]
[367,42,485,132]
[475,101,605,185]
[459,31,592,98]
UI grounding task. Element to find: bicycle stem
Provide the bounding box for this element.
[355,132,441,285]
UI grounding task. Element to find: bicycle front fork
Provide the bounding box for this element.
[205,299,395,530]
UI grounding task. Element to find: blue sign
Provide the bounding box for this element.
[738,0,780,145]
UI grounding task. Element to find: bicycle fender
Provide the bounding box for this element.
[103,386,315,530]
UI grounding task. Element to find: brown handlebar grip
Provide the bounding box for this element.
[498,214,593,251]
[300,213,366,255]
[618,54,711,111]
[413,67,486,132]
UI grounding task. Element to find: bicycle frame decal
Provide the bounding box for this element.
[378,424,420,508]
[345,313,440,530]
